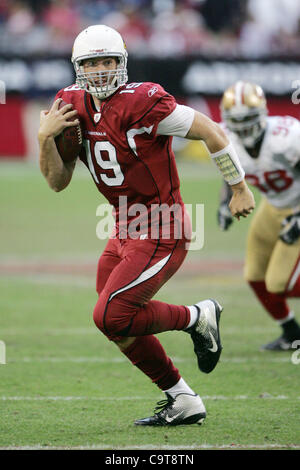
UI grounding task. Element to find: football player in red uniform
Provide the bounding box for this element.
[38,25,255,426]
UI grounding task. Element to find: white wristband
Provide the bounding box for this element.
[210,143,245,185]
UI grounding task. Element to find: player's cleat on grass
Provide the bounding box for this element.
[134,392,206,426]
[185,299,223,374]
[261,334,300,351]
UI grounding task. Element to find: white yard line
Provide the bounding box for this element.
[5,356,293,364]
[0,326,278,335]
[0,328,97,335]
[0,444,299,450]
[1,395,298,401]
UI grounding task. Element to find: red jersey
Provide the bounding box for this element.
[55,82,184,237]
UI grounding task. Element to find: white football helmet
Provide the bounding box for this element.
[221,81,267,148]
[72,25,128,100]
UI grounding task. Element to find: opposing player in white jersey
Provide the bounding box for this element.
[217,81,300,351]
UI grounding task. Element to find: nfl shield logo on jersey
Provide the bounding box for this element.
[94,113,101,123]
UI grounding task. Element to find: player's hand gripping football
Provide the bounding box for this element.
[38,98,79,139]
[229,180,255,221]
[279,211,300,245]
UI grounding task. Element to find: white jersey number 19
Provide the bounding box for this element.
[84,139,124,187]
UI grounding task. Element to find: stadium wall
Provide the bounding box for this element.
[1,56,300,159]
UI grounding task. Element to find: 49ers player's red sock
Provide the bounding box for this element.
[121,335,181,390]
[248,281,289,321]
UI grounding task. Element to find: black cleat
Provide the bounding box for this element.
[261,335,300,351]
[134,393,206,426]
[186,299,223,374]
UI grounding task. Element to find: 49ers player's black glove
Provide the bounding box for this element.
[217,202,233,231]
[279,212,300,245]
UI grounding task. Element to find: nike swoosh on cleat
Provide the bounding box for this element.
[165,412,182,423]
[208,331,218,353]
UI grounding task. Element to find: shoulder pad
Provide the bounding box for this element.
[118,82,176,127]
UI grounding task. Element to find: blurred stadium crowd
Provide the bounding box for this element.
[1,0,300,58]
[1,0,300,159]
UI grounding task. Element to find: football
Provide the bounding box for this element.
[55,100,83,163]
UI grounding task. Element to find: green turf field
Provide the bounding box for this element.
[0,160,299,450]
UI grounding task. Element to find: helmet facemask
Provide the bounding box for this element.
[74,53,128,100]
[222,107,267,148]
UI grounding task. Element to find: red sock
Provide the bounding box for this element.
[122,335,181,390]
[249,281,289,321]
[127,300,190,336]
